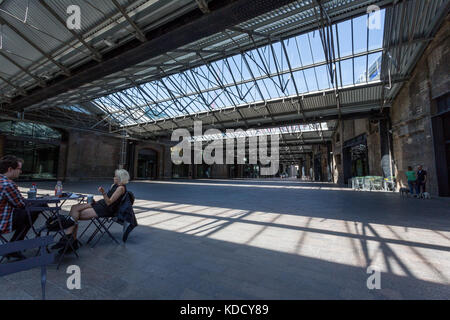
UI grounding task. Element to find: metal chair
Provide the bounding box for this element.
[79,216,120,248]
[79,191,136,247]
[32,200,80,270]
[370,176,384,191]
[354,177,364,190]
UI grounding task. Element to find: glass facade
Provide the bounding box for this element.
[0,121,61,181]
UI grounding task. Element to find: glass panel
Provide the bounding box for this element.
[284,38,301,69]
[367,52,382,81]
[368,9,385,50]
[337,20,353,57]
[297,33,313,66]
[303,68,318,92]
[339,58,354,86]
[354,55,368,84]
[256,79,272,100]
[315,65,331,90]
[293,70,308,93]
[332,24,340,59]
[93,12,386,126]
[353,14,368,54]
[4,139,59,181]
[309,31,326,63]
[0,121,61,140]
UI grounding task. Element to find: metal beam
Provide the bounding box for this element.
[5,0,299,111]
[111,0,146,42]
[0,50,46,87]
[0,74,27,96]
[0,16,70,76]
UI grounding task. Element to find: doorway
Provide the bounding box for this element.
[432,93,450,196]
[137,149,158,179]
[432,109,450,196]
[343,134,369,184]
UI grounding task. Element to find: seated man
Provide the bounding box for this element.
[0,155,40,260]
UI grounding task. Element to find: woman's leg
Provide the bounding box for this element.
[65,203,92,235]
[72,208,98,240]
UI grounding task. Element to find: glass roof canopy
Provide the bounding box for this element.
[90,10,386,128]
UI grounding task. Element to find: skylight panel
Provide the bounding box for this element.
[368,9,385,50]
[353,15,368,54]
[337,20,352,57]
[354,55,368,84]
[90,9,386,128]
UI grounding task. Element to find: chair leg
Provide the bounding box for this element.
[91,219,119,247]
[91,219,109,247]
[78,219,95,240]
[86,219,102,244]
[0,235,8,263]
[55,234,79,270]
[41,266,47,300]
[103,221,120,245]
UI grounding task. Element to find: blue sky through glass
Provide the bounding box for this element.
[92,10,386,126]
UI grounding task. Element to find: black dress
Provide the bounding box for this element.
[92,184,126,217]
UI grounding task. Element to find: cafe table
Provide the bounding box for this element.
[24,193,86,269]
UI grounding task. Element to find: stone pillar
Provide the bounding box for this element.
[298,159,303,179]
[305,153,312,180]
[379,118,394,178]
[339,120,345,184]
[57,141,68,181]
[189,164,194,179]
[163,145,172,179]
[127,142,136,180]
[237,164,244,178]
[326,142,333,182]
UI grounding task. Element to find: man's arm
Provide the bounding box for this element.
[4,182,26,208]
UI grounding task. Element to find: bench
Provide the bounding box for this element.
[0,236,55,300]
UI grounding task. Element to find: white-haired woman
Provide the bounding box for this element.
[52,169,130,252]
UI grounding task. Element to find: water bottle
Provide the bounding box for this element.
[55,181,63,197]
[27,185,37,199]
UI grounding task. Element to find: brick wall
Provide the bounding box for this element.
[65,130,121,181]
[390,18,450,195]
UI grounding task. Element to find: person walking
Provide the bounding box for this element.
[415,165,428,196]
[405,166,416,195]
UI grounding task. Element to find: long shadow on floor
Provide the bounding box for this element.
[18,180,450,232]
[2,222,449,300]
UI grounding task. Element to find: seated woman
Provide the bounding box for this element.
[52,169,130,251]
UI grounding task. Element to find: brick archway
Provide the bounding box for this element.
[134,144,164,180]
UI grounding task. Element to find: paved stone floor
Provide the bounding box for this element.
[1,179,450,300]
